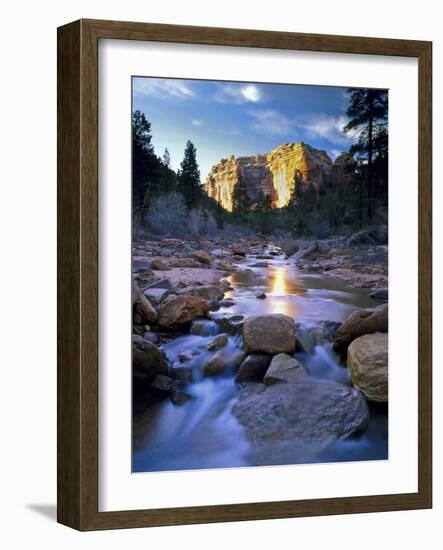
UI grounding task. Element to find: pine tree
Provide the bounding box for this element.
[162,148,171,168]
[132,110,161,223]
[343,89,388,221]
[178,140,201,208]
[254,190,273,234]
[231,172,250,222]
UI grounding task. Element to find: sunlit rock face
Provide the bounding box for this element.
[205,142,336,211]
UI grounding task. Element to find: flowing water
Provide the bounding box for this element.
[133,252,388,473]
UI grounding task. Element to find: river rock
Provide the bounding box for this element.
[235,354,272,384]
[170,258,202,268]
[207,333,229,351]
[232,243,247,256]
[150,374,177,394]
[143,332,159,345]
[151,259,170,270]
[158,295,210,327]
[370,287,389,301]
[347,332,388,402]
[170,363,193,385]
[232,380,369,449]
[220,298,236,308]
[177,284,224,301]
[143,287,170,304]
[170,390,193,406]
[295,321,341,354]
[263,353,307,385]
[295,241,318,260]
[132,340,167,391]
[204,348,246,377]
[243,314,296,354]
[217,314,245,335]
[145,277,174,290]
[132,280,157,324]
[193,250,212,265]
[255,291,267,299]
[333,303,388,356]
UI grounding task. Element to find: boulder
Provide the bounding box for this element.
[158,295,210,327]
[145,277,174,290]
[370,288,389,301]
[217,314,245,335]
[170,390,193,406]
[255,291,267,299]
[177,284,224,301]
[232,244,247,256]
[193,250,212,265]
[263,353,307,385]
[243,314,295,354]
[151,259,169,270]
[295,241,319,260]
[235,354,272,384]
[347,333,388,402]
[132,340,167,391]
[170,363,193,385]
[333,303,388,356]
[232,380,369,449]
[143,287,171,304]
[132,280,157,324]
[207,333,229,351]
[204,348,246,377]
[150,374,177,394]
[170,258,201,268]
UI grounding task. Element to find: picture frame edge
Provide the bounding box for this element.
[57,18,433,531]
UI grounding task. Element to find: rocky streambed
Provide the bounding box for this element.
[132,233,388,472]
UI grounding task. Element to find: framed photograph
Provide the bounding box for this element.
[57,19,432,530]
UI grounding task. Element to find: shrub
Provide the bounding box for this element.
[145,192,187,236]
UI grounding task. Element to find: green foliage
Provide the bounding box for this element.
[252,191,273,233]
[132,111,162,223]
[231,173,250,222]
[178,140,202,208]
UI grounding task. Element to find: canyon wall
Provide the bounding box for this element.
[205,142,344,211]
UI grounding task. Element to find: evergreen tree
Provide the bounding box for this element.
[231,172,250,222]
[132,110,161,223]
[178,140,201,208]
[162,148,171,168]
[343,89,388,221]
[254,190,273,234]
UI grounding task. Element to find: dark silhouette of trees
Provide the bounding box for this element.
[178,140,202,208]
[343,88,388,221]
[231,172,250,222]
[132,111,161,223]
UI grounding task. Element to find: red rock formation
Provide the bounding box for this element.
[204,142,338,211]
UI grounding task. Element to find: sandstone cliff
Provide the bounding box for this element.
[205,142,345,211]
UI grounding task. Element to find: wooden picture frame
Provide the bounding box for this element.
[57,18,432,530]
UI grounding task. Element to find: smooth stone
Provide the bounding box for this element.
[235,354,272,384]
[347,332,388,402]
[263,353,307,385]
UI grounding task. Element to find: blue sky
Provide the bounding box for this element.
[133,77,354,182]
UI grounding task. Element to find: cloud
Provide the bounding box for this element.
[215,83,262,104]
[248,110,292,136]
[294,113,350,145]
[247,109,351,146]
[191,119,203,126]
[133,78,195,100]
